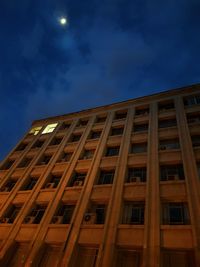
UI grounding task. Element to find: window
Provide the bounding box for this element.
[42,123,58,134]
[59,122,71,130]
[191,135,200,147]
[97,170,115,184]
[110,127,124,136]
[6,242,30,267]
[70,133,82,142]
[0,179,17,192]
[21,177,38,191]
[162,203,190,225]
[38,245,62,267]
[96,116,106,123]
[0,205,22,223]
[17,157,32,168]
[184,94,200,106]
[51,204,75,224]
[115,249,141,267]
[0,159,15,170]
[187,113,200,124]
[43,174,61,189]
[115,111,127,120]
[159,118,177,128]
[131,143,147,153]
[15,142,28,151]
[77,119,88,127]
[159,139,180,150]
[37,155,52,165]
[50,137,63,146]
[135,108,149,116]
[80,149,95,160]
[74,247,98,267]
[158,101,174,112]
[133,123,148,133]
[58,152,73,162]
[32,140,44,149]
[127,168,146,183]
[23,205,47,224]
[83,204,107,224]
[161,250,195,267]
[69,172,86,187]
[105,146,120,156]
[90,130,101,139]
[122,202,145,224]
[160,165,185,181]
[29,126,42,136]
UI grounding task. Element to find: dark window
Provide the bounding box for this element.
[162,203,190,225]
[161,250,195,267]
[51,204,75,224]
[115,112,127,120]
[0,179,17,192]
[37,155,52,165]
[69,172,86,187]
[160,165,185,181]
[0,159,15,170]
[115,249,141,267]
[127,168,146,183]
[133,123,148,132]
[0,205,22,223]
[90,131,101,139]
[187,113,200,124]
[77,119,88,127]
[184,95,200,106]
[16,142,28,151]
[159,119,177,128]
[111,127,124,136]
[59,122,71,130]
[80,149,95,160]
[191,135,200,147]
[43,175,61,189]
[32,140,44,149]
[74,247,98,267]
[59,152,73,162]
[131,143,147,153]
[18,157,32,168]
[50,137,63,146]
[83,204,107,224]
[98,170,115,184]
[105,146,120,156]
[122,202,145,224]
[159,139,180,150]
[21,177,38,191]
[135,108,149,116]
[71,134,82,142]
[24,205,47,224]
[96,116,106,123]
[158,101,174,112]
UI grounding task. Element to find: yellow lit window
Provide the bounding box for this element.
[42,123,58,134]
[29,126,42,136]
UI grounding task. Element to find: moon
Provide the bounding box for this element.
[59,17,67,25]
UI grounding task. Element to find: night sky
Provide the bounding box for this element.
[0,0,200,160]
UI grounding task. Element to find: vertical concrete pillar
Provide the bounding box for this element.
[143,102,160,267]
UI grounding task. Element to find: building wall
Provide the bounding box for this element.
[0,84,200,267]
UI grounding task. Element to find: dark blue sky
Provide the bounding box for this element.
[0,0,200,160]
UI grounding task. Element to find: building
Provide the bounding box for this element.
[0,84,200,267]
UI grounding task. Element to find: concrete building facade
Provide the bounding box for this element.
[0,84,200,267]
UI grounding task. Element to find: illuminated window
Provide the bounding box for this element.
[42,123,58,134]
[29,126,42,136]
